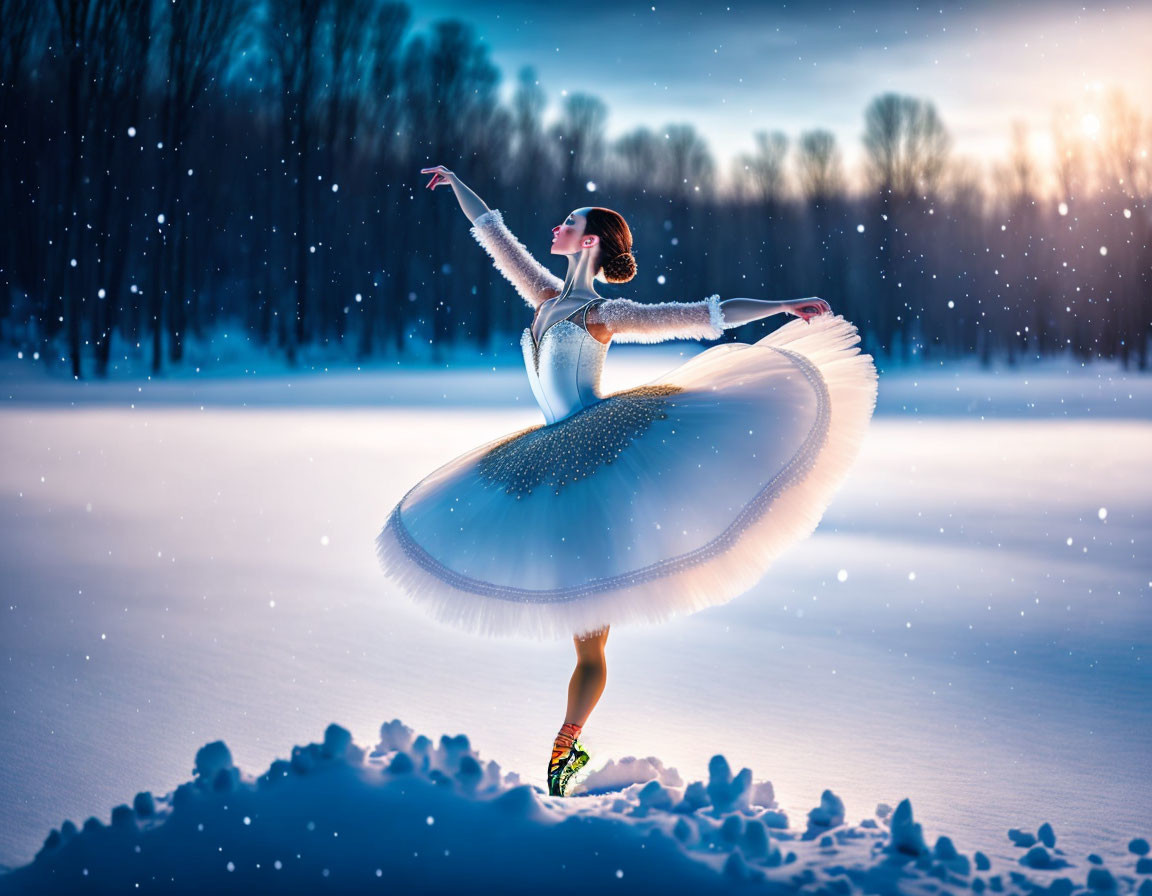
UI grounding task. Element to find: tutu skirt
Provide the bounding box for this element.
[376,314,878,640]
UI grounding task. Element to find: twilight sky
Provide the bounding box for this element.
[407,0,1151,193]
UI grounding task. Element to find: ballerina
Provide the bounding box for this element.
[377,165,878,797]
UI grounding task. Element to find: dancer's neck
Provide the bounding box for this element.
[562,247,601,298]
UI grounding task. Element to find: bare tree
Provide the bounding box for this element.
[1097,88,1150,202]
[793,129,848,329]
[151,0,252,370]
[862,93,951,198]
[0,0,37,119]
[88,0,151,376]
[613,126,661,186]
[420,20,502,352]
[729,129,792,314]
[795,129,844,204]
[1095,88,1151,367]
[1050,103,1089,205]
[985,120,1043,365]
[425,19,498,158]
[991,119,1038,205]
[0,0,41,325]
[736,130,788,204]
[663,123,715,204]
[267,0,328,364]
[548,93,608,190]
[50,0,100,378]
[313,0,376,346]
[861,92,952,359]
[360,2,409,158]
[510,66,547,168]
[46,0,158,377]
[460,65,511,349]
[321,0,374,162]
[355,1,410,358]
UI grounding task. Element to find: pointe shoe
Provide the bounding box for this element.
[548,738,590,797]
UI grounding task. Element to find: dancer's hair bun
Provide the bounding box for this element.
[584,207,637,283]
[602,250,637,284]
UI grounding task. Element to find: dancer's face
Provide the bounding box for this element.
[551,208,599,257]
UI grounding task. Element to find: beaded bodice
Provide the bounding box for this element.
[521,298,609,425]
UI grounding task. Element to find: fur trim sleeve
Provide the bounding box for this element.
[588,294,725,343]
[469,208,564,309]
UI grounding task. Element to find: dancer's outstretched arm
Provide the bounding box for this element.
[588,296,831,343]
[469,209,565,309]
[587,295,726,343]
[719,297,831,327]
[422,164,563,309]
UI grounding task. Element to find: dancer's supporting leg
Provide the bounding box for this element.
[565,625,609,730]
[550,625,610,779]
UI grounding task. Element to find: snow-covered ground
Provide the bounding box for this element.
[0,349,1149,892]
[4,719,1150,895]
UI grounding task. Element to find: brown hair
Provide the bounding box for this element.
[583,207,637,284]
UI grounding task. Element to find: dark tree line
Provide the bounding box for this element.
[1,0,1149,378]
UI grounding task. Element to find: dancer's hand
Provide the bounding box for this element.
[420,165,490,223]
[785,298,831,321]
[421,165,457,191]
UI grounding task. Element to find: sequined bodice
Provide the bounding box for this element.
[521,311,609,426]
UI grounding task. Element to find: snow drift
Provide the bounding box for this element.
[0,720,1148,895]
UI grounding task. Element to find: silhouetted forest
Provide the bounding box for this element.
[1,0,1149,378]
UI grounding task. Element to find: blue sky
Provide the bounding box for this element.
[407,0,1150,193]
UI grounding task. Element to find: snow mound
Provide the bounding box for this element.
[0,720,1148,895]
[575,754,683,795]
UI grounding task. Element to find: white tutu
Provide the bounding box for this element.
[375,313,878,641]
